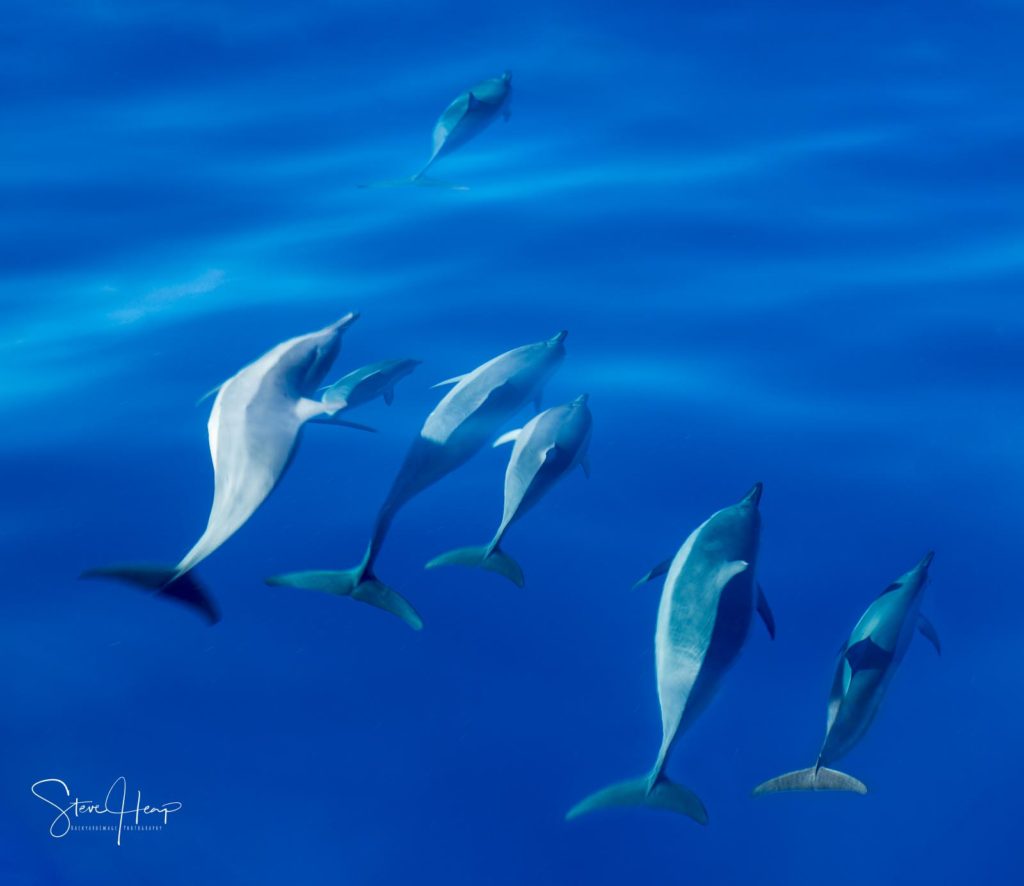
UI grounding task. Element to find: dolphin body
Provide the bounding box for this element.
[82,314,366,623]
[425,394,592,587]
[267,331,568,630]
[753,552,940,796]
[567,484,774,825]
[321,358,421,410]
[360,72,512,190]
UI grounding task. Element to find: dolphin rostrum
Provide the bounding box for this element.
[82,313,368,622]
[266,331,568,630]
[567,484,774,824]
[320,358,421,410]
[752,551,939,796]
[425,393,592,587]
[360,71,512,190]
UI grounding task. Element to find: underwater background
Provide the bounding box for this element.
[2,0,1021,883]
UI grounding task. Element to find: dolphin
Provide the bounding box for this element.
[320,358,421,410]
[567,484,774,824]
[752,551,940,796]
[82,313,368,623]
[425,394,592,587]
[360,71,512,190]
[266,331,568,630]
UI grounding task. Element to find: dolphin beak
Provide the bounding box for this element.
[334,311,360,331]
[574,393,589,404]
[549,330,568,345]
[502,70,512,82]
[742,482,764,506]
[917,550,935,572]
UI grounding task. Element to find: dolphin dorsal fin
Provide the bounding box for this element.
[918,614,941,655]
[493,429,521,448]
[714,560,749,593]
[432,374,466,389]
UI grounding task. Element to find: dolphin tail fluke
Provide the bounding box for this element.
[265,567,423,631]
[566,775,708,825]
[752,766,867,796]
[424,544,525,588]
[79,564,220,624]
[358,175,469,191]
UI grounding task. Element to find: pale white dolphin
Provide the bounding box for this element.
[320,358,421,410]
[266,331,568,630]
[568,484,774,824]
[82,313,367,622]
[360,71,512,190]
[425,394,592,587]
[752,551,939,796]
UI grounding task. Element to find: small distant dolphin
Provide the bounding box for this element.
[82,314,369,623]
[266,331,568,630]
[567,484,774,824]
[752,552,940,796]
[320,358,421,410]
[360,71,512,190]
[425,394,592,587]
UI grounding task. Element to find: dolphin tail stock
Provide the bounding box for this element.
[79,564,220,624]
[566,772,708,825]
[424,542,525,588]
[265,556,423,631]
[752,764,867,796]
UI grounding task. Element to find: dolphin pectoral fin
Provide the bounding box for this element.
[383,387,394,406]
[265,568,422,630]
[752,767,867,796]
[308,415,378,432]
[632,557,673,589]
[467,92,483,111]
[580,455,591,478]
[756,584,776,639]
[80,564,220,624]
[918,614,942,655]
[844,637,892,673]
[425,544,525,588]
[493,428,522,448]
[566,774,708,825]
[196,381,225,406]
[432,374,467,389]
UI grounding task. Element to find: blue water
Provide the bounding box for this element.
[2,1,1021,883]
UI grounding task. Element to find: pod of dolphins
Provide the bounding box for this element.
[82,72,942,827]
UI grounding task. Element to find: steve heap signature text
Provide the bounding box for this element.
[31,777,182,846]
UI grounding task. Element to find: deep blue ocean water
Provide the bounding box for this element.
[2,1,1022,883]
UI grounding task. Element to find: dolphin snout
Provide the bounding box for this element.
[917,550,935,572]
[549,330,569,345]
[743,482,764,506]
[573,393,589,405]
[334,311,360,331]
